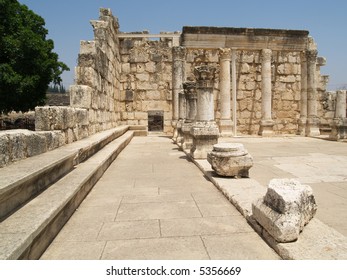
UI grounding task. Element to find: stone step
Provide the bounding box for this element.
[129,125,148,136]
[0,130,134,260]
[0,125,129,221]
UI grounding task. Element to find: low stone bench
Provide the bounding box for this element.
[0,126,129,221]
[207,143,253,177]
[0,130,134,259]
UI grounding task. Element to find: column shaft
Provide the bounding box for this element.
[259,49,274,136]
[172,47,186,141]
[231,48,237,136]
[305,49,320,136]
[298,51,307,135]
[219,48,233,137]
[335,90,346,119]
[172,47,186,121]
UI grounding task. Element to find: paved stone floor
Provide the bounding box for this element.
[41,136,280,260]
[223,136,347,236]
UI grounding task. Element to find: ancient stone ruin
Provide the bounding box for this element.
[40,8,331,138]
[207,143,253,177]
[252,179,317,243]
[1,7,344,167]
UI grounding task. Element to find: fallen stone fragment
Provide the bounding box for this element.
[252,178,317,243]
[207,143,253,177]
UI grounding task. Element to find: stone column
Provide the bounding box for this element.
[305,49,320,137]
[330,90,347,141]
[297,51,308,135]
[231,48,237,136]
[176,90,186,146]
[172,46,186,142]
[185,82,197,122]
[218,48,233,137]
[181,82,197,150]
[259,49,274,136]
[190,65,219,159]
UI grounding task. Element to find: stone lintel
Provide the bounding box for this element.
[182,27,309,51]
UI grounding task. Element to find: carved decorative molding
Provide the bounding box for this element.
[194,65,216,88]
[219,48,232,60]
[261,49,272,62]
[172,46,186,60]
[306,49,318,64]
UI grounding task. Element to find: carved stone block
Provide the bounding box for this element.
[207,143,253,177]
[252,179,317,243]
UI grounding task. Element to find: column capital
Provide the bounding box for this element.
[219,48,231,61]
[261,49,272,62]
[194,65,216,88]
[172,46,186,60]
[300,51,307,63]
[194,65,216,81]
[306,49,318,63]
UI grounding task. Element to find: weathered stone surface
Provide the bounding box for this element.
[70,85,93,109]
[207,143,253,177]
[190,122,219,159]
[252,179,317,243]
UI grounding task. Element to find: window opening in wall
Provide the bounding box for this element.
[148,110,164,132]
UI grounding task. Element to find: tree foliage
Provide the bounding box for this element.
[0,0,69,114]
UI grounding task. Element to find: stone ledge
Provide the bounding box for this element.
[0,130,134,260]
[0,126,129,221]
[180,145,347,259]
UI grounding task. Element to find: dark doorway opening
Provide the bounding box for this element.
[148,111,164,132]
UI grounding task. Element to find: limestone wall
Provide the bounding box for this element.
[119,36,174,135]
[35,8,121,142]
[0,129,65,167]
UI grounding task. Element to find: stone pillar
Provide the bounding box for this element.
[297,51,308,135]
[259,49,274,136]
[176,90,186,146]
[172,46,186,142]
[231,48,237,136]
[330,90,347,141]
[305,49,320,137]
[181,82,197,150]
[185,82,197,122]
[218,48,233,137]
[190,65,219,159]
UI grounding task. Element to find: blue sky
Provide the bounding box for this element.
[19,0,347,90]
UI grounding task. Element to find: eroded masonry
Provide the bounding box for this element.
[1,8,347,167]
[65,8,336,136]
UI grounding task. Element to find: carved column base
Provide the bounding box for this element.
[297,117,307,136]
[207,143,253,178]
[218,119,234,137]
[181,122,194,150]
[305,117,320,137]
[329,118,347,141]
[259,119,275,137]
[190,121,219,159]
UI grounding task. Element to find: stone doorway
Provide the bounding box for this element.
[148,110,164,132]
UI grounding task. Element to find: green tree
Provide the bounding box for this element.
[0,0,69,114]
